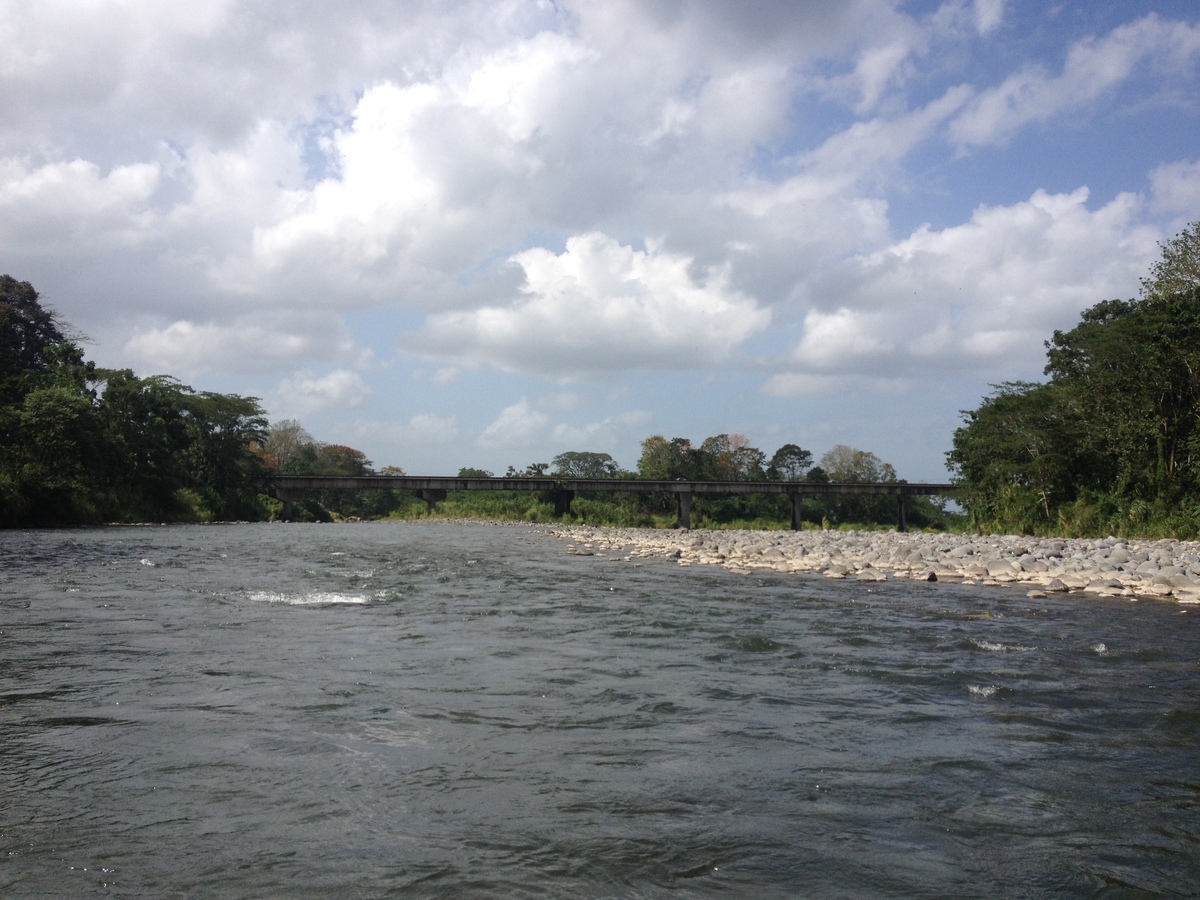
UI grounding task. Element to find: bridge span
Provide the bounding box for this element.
[265,475,956,531]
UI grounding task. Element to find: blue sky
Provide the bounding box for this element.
[2,0,1198,479]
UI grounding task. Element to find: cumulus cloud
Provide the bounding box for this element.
[552,409,653,447]
[123,313,363,377]
[972,0,1005,36]
[767,186,1160,394]
[1150,159,1200,222]
[0,157,160,252]
[477,398,550,449]
[349,413,459,449]
[273,369,372,416]
[763,372,912,398]
[0,0,1192,479]
[475,396,651,454]
[408,232,770,377]
[949,14,1200,148]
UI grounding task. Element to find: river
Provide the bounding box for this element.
[2,522,1198,897]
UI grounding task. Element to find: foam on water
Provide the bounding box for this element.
[971,637,1035,652]
[245,589,371,606]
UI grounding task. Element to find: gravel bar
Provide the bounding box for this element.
[546,526,1200,603]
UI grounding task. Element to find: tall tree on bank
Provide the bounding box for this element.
[1,276,271,525]
[949,221,1200,536]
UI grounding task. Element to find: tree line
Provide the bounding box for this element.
[2,272,949,529]
[948,222,1200,537]
[1,276,268,525]
[435,436,949,530]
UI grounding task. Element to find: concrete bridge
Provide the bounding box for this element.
[265,475,956,530]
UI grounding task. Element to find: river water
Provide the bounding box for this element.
[1,522,1198,898]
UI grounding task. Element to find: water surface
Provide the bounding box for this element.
[2,522,1198,897]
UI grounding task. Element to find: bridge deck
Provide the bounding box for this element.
[266,475,955,496]
[265,475,956,530]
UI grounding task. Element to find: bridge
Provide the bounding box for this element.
[265,475,956,531]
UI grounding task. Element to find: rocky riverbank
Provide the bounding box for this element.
[546,526,1200,603]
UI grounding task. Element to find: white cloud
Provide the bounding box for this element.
[791,308,894,369]
[949,14,1200,148]
[0,157,160,251]
[770,186,1160,386]
[725,85,971,221]
[551,409,653,447]
[405,413,459,444]
[350,413,459,448]
[1150,159,1200,222]
[0,0,1192,483]
[123,314,362,376]
[973,0,1005,36]
[274,369,372,415]
[477,398,550,449]
[409,232,770,377]
[763,372,912,398]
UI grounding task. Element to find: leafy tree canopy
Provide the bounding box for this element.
[551,451,619,478]
[767,443,814,481]
[950,220,1200,536]
[819,445,896,483]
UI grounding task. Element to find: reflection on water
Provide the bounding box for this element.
[1,522,1198,897]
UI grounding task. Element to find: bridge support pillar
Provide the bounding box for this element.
[897,495,907,533]
[790,493,804,531]
[274,488,304,522]
[415,489,447,514]
[551,489,575,519]
[676,492,692,529]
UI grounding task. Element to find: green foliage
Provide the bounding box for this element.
[551,451,619,478]
[263,420,407,520]
[1140,221,1200,301]
[1,276,272,526]
[767,443,813,481]
[950,221,1200,536]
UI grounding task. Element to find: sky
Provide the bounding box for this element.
[2,0,1198,479]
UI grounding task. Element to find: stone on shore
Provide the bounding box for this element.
[544,525,1200,604]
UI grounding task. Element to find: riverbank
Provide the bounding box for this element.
[545,525,1200,603]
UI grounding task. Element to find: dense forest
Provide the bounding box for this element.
[948,221,1200,537]
[0,276,270,526]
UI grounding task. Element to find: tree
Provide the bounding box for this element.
[0,276,104,523]
[552,451,619,479]
[1043,289,1200,503]
[950,220,1200,534]
[637,435,704,480]
[698,433,765,480]
[819,445,892,482]
[0,276,93,404]
[179,390,270,519]
[815,445,898,525]
[767,444,813,481]
[947,381,1093,531]
[94,371,192,515]
[1141,221,1200,301]
[263,419,315,471]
